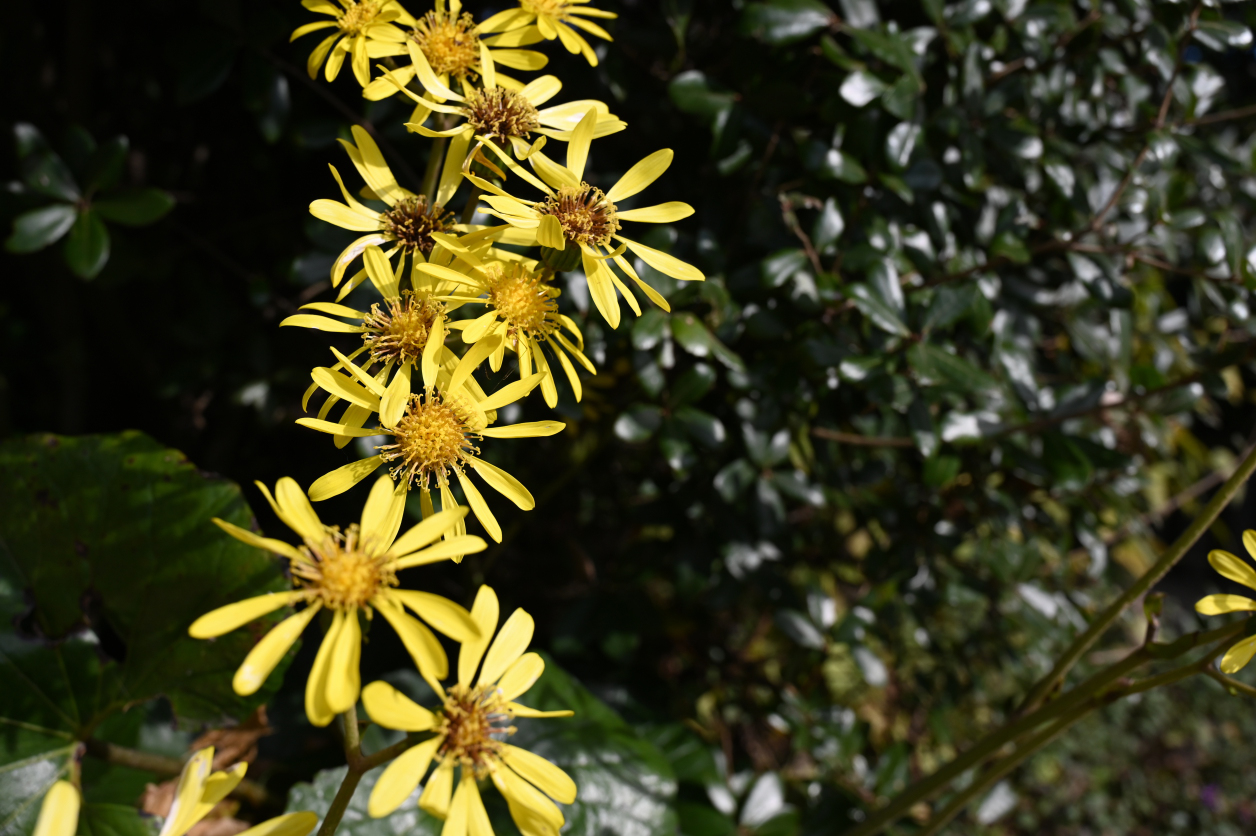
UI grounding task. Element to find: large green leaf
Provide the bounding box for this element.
[62,210,110,279]
[5,205,77,254]
[0,432,290,720]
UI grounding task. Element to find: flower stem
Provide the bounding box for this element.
[1019,435,1256,714]
[315,767,364,836]
[460,184,482,225]
[81,738,270,805]
[422,137,448,205]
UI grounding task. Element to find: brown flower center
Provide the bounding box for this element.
[463,88,541,145]
[362,292,445,365]
[292,524,395,610]
[436,684,514,772]
[410,11,481,78]
[482,263,560,342]
[338,0,383,35]
[378,389,479,489]
[381,195,454,255]
[538,184,620,248]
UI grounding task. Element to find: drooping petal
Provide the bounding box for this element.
[348,126,409,205]
[454,469,502,543]
[391,534,489,569]
[32,782,79,836]
[305,609,342,727]
[496,652,545,701]
[459,586,500,688]
[309,456,385,502]
[232,603,320,697]
[1220,634,1256,674]
[209,519,305,562]
[476,371,547,412]
[500,745,577,804]
[469,458,535,511]
[325,609,363,714]
[478,421,565,439]
[478,608,534,686]
[361,680,438,730]
[376,596,449,687]
[582,247,620,328]
[273,477,327,542]
[387,506,470,557]
[159,749,213,836]
[492,765,564,832]
[189,591,303,639]
[280,314,366,333]
[464,777,493,836]
[311,199,382,231]
[419,760,456,820]
[368,737,443,818]
[618,236,705,282]
[391,589,479,642]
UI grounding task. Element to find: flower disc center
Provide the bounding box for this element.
[382,195,453,256]
[411,11,481,78]
[362,292,444,365]
[379,390,479,489]
[538,184,620,249]
[464,89,541,145]
[296,525,395,610]
[438,684,513,769]
[484,263,559,340]
[338,0,382,35]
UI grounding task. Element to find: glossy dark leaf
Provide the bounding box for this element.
[739,0,834,46]
[5,204,77,253]
[63,209,110,278]
[94,189,175,227]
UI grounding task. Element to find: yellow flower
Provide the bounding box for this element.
[465,116,705,327]
[361,585,577,836]
[189,477,486,727]
[300,343,562,542]
[480,0,617,67]
[360,0,549,100]
[1196,530,1256,673]
[33,751,317,836]
[291,0,414,87]
[310,126,465,299]
[416,254,596,406]
[377,51,624,162]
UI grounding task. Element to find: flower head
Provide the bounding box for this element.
[291,0,414,86]
[416,255,596,406]
[362,585,577,836]
[32,751,318,836]
[299,342,563,542]
[468,112,704,328]
[190,477,487,726]
[480,0,617,67]
[1196,530,1256,673]
[309,127,466,297]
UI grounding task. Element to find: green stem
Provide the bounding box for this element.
[839,620,1247,836]
[460,184,482,225]
[1204,665,1256,698]
[1019,436,1256,714]
[422,136,448,205]
[358,733,421,772]
[315,768,363,836]
[341,705,362,761]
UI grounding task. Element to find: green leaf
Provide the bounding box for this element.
[0,432,291,721]
[739,0,834,46]
[63,210,110,279]
[615,404,664,442]
[675,406,726,448]
[839,71,886,107]
[94,189,175,227]
[846,283,908,336]
[76,804,154,836]
[1194,20,1252,51]
[14,124,80,202]
[84,137,130,194]
[672,314,745,372]
[668,71,736,122]
[812,198,844,250]
[990,231,1030,264]
[818,148,867,184]
[907,343,998,393]
[923,284,978,331]
[5,205,77,254]
[671,363,717,407]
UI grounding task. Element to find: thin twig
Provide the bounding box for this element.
[83,739,269,806]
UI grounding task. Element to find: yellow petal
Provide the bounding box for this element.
[422,315,446,388]
[476,371,547,412]
[209,518,305,562]
[331,347,389,396]
[201,763,247,806]
[309,456,385,502]
[509,702,574,719]
[564,108,598,181]
[33,782,80,836]
[376,596,449,686]
[449,335,503,395]
[325,37,347,81]
[462,310,503,344]
[528,150,579,190]
[305,610,342,727]
[311,368,382,411]
[380,361,413,430]
[160,748,213,836]
[464,776,493,836]
[438,130,472,207]
[361,680,438,730]
[582,248,620,328]
[536,214,565,249]
[237,813,319,836]
[310,198,381,231]
[441,774,472,836]
[552,346,582,402]
[388,506,470,557]
[360,474,407,553]
[368,737,443,818]
[618,236,704,282]
[364,245,401,298]
[348,126,408,204]
[1220,634,1256,674]
[614,202,694,223]
[606,149,672,202]
[501,745,577,804]
[477,7,532,33]
[491,765,564,831]
[391,589,480,642]
[391,534,489,569]
[407,41,463,101]
[520,74,561,105]
[275,477,326,542]
[279,314,365,332]
[419,761,455,820]
[234,605,320,696]
[496,651,544,701]
[479,608,534,686]
[532,346,558,409]
[457,468,502,543]
[296,417,380,439]
[306,33,340,78]
[326,609,363,713]
[479,421,564,439]
[190,591,302,639]
[1196,594,1256,615]
[1209,549,1256,591]
[459,586,500,688]
[469,458,535,511]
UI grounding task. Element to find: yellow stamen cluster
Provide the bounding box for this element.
[483,263,561,343]
[362,292,445,365]
[411,11,481,78]
[291,524,395,609]
[382,196,454,255]
[379,389,480,488]
[436,684,515,772]
[337,0,383,35]
[464,88,541,145]
[539,184,620,248]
